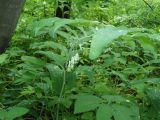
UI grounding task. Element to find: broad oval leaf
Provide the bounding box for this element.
[7,107,29,120]
[74,95,102,114]
[96,104,113,120]
[112,104,140,120]
[89,25,128,60]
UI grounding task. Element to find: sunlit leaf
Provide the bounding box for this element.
[89,25,128,60]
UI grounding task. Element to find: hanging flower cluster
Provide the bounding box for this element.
[67,53,80,72]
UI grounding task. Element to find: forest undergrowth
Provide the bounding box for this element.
[0,0,160,120]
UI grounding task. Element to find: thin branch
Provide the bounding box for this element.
[142,0,154,10]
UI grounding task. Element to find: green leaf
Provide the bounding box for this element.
[35,51,66,66]
[145,78,160,84]
[102,95,127,104]
[77,66,94,83]
[111,70,128,81]
[0,108,7,120]
[30,41,68,55]
[30,17,98,38]
[96,104,113,120]
[46,64,63,95]
[14,71,37,84]
[147,88,160,110]
[28,18,58,36]
[74,95,102,114]
[7,107,29,120]
[0,54,8,64]
[49,18,98,38]
[89,25,128,60]
[149,33,160,41]
[142,59,160,67]
[112,104,139,120]
[136,36,157,58]
[66,72,76,89]
[21,56,45,68]
[81,112,93,120]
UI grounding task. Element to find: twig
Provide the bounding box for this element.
[142,0,154,10]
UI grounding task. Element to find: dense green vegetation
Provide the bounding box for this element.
[0,0,160,120]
